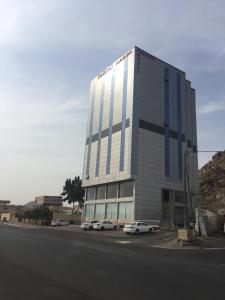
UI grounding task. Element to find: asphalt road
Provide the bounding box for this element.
[0,224,225,300]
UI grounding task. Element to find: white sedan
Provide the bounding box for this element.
[93,221,117,231]
[51,219,69,226]
[58,219,70,226]
[123,222,153,234]
[80,220,99,231]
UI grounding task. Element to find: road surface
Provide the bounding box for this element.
[0,223,225,300]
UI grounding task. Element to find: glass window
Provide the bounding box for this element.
[118,202,133,220]
[85,205,94,220]
[119,181,133,198]
[107,183,118,199]
[87,187,96,200]
[96,185,106,200]
[106,203,117,220]
[95,204,105,220]
[119,59,129,172]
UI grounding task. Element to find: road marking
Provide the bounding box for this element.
[72,241,117,254]
[6,223,23,228]
[116,241,131,244]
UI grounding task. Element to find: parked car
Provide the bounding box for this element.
[123,222,153,234]
[58,219,70,226]
[152,225,160,231]
[51,219,69,226]
[80,220,99,231]
[93,221,117,231]
[51,220,58,226]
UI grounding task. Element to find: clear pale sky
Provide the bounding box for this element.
[0,0,225,204]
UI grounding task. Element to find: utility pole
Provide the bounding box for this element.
[183,150,188,228]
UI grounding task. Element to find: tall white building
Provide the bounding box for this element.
[82,46,198,226]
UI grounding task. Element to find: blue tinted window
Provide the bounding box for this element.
[95,81,105,177]
[86,83,96,177]
[164,67,170,177]
[177,73,183,180]
[106,73,115,174]
[119,59,128,172]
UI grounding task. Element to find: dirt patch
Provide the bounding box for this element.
[153,233,225,249]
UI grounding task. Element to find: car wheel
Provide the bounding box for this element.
[126,232,130,235]
[135,229,139,234]
[149,228,153,233]
[101,227,104,231]
[89,226,93,231]
[114,226,117,230]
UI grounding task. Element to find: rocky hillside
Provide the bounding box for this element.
[199,151,225,214]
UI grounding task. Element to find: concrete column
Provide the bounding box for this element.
[94,203,96,220]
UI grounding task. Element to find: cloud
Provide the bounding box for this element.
[198,100,225,114]
[0,0,225,203]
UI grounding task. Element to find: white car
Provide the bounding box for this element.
[151,225,160,231]
[93,221,117,231]
[51,220,59,226]
[58,219,70,226]
[80,220,99,231]
[51,219,69,226]
[123,222,153,234]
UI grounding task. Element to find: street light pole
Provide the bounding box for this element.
[183,150,187,229]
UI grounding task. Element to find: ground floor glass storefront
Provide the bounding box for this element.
[84,201,134,222]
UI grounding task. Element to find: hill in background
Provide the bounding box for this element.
[199,151,225,214]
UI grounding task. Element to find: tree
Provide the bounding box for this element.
[19,207,52,220]
[61,176,85,212]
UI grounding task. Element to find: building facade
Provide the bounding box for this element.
[35,196,63,211]
[82,46,198,226]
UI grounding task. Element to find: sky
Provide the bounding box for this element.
[0,0,225,204]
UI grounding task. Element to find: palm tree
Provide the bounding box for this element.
[61,176,85,212]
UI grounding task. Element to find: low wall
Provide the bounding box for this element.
[16,218,50,225]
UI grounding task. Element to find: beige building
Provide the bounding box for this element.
[35,196,63,211]
[0,212,11,222]
[0,201,11,221]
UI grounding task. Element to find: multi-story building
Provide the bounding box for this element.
[35,196,63,211]
[82,46,198,226]
[0,200,11,206]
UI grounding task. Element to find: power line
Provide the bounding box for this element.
[197,150,224,153]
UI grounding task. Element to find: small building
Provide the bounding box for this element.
[0,212,11,222]
[35,196,63,211]
[0,201,23,221]
[0,200,11,207]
